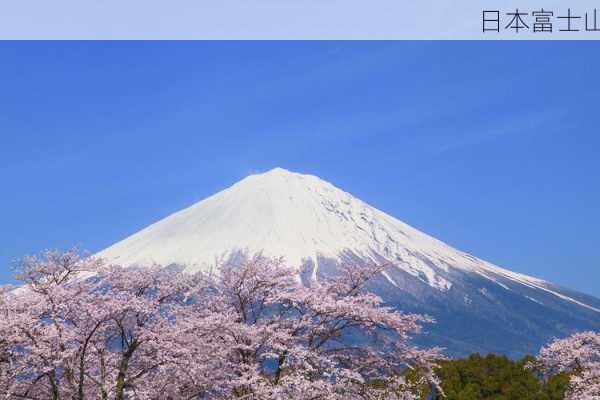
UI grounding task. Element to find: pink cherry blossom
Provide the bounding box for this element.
[0,250,442,399]
[536,331,600,400]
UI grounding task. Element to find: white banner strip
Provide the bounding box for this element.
[0,0,599,39]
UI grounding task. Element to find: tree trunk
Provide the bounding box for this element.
[115,340,139,400]
[48,371,61,400]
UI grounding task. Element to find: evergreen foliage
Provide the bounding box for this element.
[433,353,570,400]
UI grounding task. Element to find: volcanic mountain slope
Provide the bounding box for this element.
[98,168,600,357]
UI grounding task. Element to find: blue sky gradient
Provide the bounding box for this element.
[1,41,598,296]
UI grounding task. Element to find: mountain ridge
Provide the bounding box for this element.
[98,167,600,356]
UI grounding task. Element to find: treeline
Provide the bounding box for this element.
[428,353,570,400]
[1,250,597,400]
[427,329,599,400]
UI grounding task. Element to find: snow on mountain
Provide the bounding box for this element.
[98,168,600,356]
[98,167,598,312]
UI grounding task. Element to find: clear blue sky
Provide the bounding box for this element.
[1,42,598,296]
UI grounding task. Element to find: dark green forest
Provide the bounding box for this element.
[428,354,570,400]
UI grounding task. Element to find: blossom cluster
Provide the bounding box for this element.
[0,250,442,399]
[535,331,600,400]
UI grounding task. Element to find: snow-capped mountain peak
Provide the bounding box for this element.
[98,168,598,312]
[97,168,600,356]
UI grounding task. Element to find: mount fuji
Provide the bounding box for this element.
[98,168,600,357]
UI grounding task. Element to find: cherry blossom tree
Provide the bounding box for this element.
[535,331,600,400]
[0,250,207,399]
[177,256,442,399]
[0,250,442,399]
